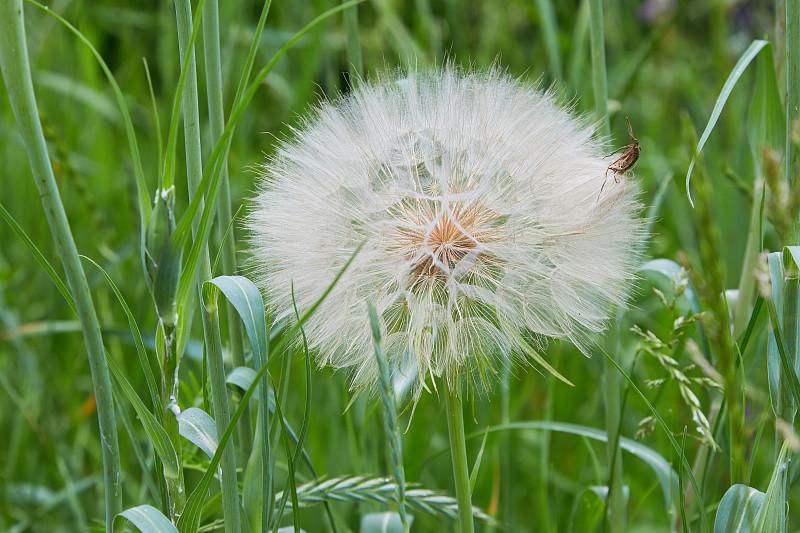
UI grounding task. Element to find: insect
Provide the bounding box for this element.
[598,116,640,200]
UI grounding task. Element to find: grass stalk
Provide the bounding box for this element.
[499,361,512,530]
[174,0,240,530]
[588,0,610,138]
[203,0,251,465]
[0,2,122,531]
[787,0,800,243]
[368,304,408,531]
[732,180,764,337]
[588,0,625,529]
[342,0,363,79]
[444,383,474,533]
[159,323,186,518]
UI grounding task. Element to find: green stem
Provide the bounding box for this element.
[201,294,241,533]
[160,323,186,518]
[0,3,122,531]
[499,362,512,530]
[588,0,610,137]
[787,0,800,239]
[342,0,363,79]
[444,384,474,533]
[174,0,240,531]
[203,0,251,465]
[733,180,764,337]
[589,0,625,529]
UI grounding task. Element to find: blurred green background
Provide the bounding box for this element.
[0,0,791,531]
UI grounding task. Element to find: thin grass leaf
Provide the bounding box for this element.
[269,377,300,533]
[212,205,243,277]
[25,0,150,226]
[81,256,160,414]
[765,252,800,411]
[0,201,76,314]
[685,39,769,205]
[468,428,489,496]
[465,420,679,521]
[752,441,790,532]
[105,353,179,480]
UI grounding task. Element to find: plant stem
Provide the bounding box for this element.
[342,0,363,79]
[174,0,240,530]
[588,0,610,138]
[203,0,251,465]
[160,323,186,518]
[589,0,625,529]
[0,3,122,531]
[444,384,474,533]
[787,0,800,244]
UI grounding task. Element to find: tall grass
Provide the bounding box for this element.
[1,1,799,532]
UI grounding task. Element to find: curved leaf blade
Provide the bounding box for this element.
[686,39,768,205]
[113,505,179,533]
[177,407,218,459]
[714,485,765,533]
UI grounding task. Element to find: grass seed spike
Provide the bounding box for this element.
[598,116,640,200]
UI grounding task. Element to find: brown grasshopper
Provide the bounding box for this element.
[598,117,640,200]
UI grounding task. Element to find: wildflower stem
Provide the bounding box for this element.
[444,384,474,533]
[368,304,409,531]
[342,0,363,79]
[787,0,800,243]
[203,0,251,464]
[588,0,610,137]
[589,0,625,529]
[0,2,122,531]
[174,0,240,530]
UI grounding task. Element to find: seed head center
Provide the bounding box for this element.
[391,199,502,284]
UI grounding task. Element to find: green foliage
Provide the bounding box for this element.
[2,1,800,532]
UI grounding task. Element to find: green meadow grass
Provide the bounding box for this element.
[1,1,799,532]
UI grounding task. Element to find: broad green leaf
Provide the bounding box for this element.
[177,407,218,459]
[569,487,605,533]
[360,512,414,533]
[714,485,765,533]
[207,276,267,366]
[227,366,261,396]
[113,505,178,533]
[686,40,769,205]
[106,354,179,480]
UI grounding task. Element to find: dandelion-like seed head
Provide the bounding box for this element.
[247,66,645,400]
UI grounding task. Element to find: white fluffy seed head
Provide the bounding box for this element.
[247,66,645,400]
